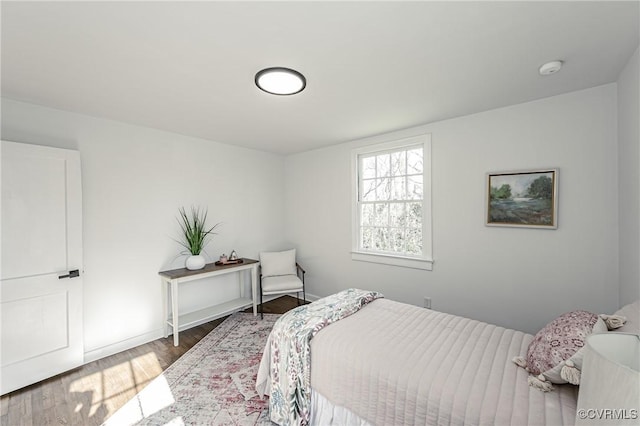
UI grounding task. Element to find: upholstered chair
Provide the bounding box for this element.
[259,249,305,318]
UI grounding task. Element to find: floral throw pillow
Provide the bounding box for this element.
[527,310,599,376]
[512,310,626,392]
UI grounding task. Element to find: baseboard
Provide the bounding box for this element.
[305,292,321,302]
[84,293,322,364]
[269,292,321,302]
[84,328,165,364]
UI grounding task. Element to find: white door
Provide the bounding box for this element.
[1,141,83,395]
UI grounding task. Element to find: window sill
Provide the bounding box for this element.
[351,251,433,271]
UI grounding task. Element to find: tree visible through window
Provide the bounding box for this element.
[358,144,424,257]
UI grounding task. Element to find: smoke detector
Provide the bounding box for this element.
[539,60,563,76]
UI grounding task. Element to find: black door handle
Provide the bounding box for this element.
[58,269,80,279]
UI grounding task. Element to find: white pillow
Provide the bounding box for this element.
[614,300,640,334]
[260,249,296,277]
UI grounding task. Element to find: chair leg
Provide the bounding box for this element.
[260,276,264,320]
[296,292,300,306]
[302,271,306,305]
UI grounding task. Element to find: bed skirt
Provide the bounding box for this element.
[310,390,371,426]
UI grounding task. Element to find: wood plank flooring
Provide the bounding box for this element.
[0,295,304,426]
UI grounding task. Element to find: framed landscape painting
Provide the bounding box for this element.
[486,169,558,229]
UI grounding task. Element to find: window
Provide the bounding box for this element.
[351,134,433,270]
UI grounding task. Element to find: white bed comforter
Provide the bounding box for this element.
[309,299,578,426]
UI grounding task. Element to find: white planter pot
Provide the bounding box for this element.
[185,254,205,270]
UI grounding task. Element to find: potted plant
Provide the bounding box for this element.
[176,206,220,270]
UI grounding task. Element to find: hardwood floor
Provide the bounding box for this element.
[0,295,305,426]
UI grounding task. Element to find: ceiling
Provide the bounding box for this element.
[1,2,638,155]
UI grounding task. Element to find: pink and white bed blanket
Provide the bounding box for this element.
[255,288,382,425]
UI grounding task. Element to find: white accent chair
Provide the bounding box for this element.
[259,249,306,319]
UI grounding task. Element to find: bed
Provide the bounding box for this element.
[306,298,577,425]
[257,291,636,425]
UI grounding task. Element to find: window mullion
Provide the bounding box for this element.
[352,135,431,268]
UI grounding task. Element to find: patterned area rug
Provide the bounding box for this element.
[104,313,279,426]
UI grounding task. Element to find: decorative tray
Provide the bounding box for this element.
[215,259,244,266]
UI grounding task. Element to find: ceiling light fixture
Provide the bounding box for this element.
[539,60,563,76]
[255,67,306,95]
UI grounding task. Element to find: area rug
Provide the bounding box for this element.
[104,313,279,426]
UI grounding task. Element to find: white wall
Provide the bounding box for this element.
[1,77,630,353]
[285,84,619,334]
[617,46,640,307]
[1,98,286,360]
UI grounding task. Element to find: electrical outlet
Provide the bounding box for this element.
[424,297,432,309]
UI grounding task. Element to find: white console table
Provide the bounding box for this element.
[159,258,259,346]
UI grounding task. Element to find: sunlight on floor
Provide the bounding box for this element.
[69,350,171,420]
[102,375,176,425]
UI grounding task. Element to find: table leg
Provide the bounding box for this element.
[162,278,168,338]
[171,279,179,346]
[251,264,258,316]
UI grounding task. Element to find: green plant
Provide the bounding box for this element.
[176,206,219,255]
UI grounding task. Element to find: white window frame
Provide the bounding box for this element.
[351,134,433,270]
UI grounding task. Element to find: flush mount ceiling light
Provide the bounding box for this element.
[255,67,306,95]
[539,60,563,76]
